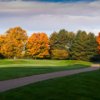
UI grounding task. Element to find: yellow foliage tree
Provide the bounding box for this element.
[0,35,6,58]
[27,33,50,59]
[0,27,28,58]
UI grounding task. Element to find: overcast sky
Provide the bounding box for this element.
[0,0,100,36]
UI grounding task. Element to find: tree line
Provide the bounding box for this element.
[0,26,100,61]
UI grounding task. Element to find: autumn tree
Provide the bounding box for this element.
[0,35,5,51]
[94,32,100,61]
[27,33,50,59]
[0,35,6,58]
[1,27,28,59]
[96,32,100,54]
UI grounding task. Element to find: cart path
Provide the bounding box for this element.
[0,67,99,92]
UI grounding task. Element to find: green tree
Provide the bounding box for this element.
[49,29,75,59]
[49,32,58,50]
[85,33,98,61]
[70,30,88,60]
[70,30,97,61]
[50,29,69,50]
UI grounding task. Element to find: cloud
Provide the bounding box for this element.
[0,0,96,2]
[0,0,100,16]
[0,0,100,35]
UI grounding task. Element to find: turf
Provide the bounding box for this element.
[0,59,91,66]
[0,60,92,80]
[0,70,100,100]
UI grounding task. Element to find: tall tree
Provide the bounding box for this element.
[93,32,100,61]
[86,32,98,61]
[70,30,97,61]
[96,32,100,54]
[49,29,75,59]
[0,35,6,58]
[1,27,28,58]
[70,30,88,60]
[49,32,58,50]
[50,29,69,50]
[0,35,5,50]
[27,33,50,59]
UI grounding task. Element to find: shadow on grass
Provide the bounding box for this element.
[0,68,100,100]
[0,64,89,81]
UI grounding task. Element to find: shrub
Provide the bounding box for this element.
[51,49,68,60]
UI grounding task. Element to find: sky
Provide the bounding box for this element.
[0,0,100,36]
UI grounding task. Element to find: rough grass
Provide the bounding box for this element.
[0,70,100,100]
[0,59,92,80]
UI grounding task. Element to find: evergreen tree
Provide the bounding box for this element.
[70,30,88,60]
[85,33,98,61]
[70,30,97,61]
[50,29,68,49]
[49,32,59,50]
[49,29,75,59]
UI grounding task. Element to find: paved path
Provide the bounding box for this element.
[0,67,99,92]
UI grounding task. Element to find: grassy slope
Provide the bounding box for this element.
[0,59,92,80]
[0,70,100,100]
[0,59,91,66]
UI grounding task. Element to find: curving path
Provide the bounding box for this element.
[0,66,99,92]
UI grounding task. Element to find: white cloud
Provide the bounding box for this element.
[0,0,100,35]
[0,1,100,16]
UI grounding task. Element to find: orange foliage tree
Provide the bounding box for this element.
[96,32,100,54]
[0,35,5,50]
[27,33,50,59]
[0,35,6,58]
[0,27,28,58]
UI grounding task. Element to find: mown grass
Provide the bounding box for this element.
[0,70,100,100]
[0,59,91,66]
[0,59,92,80]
